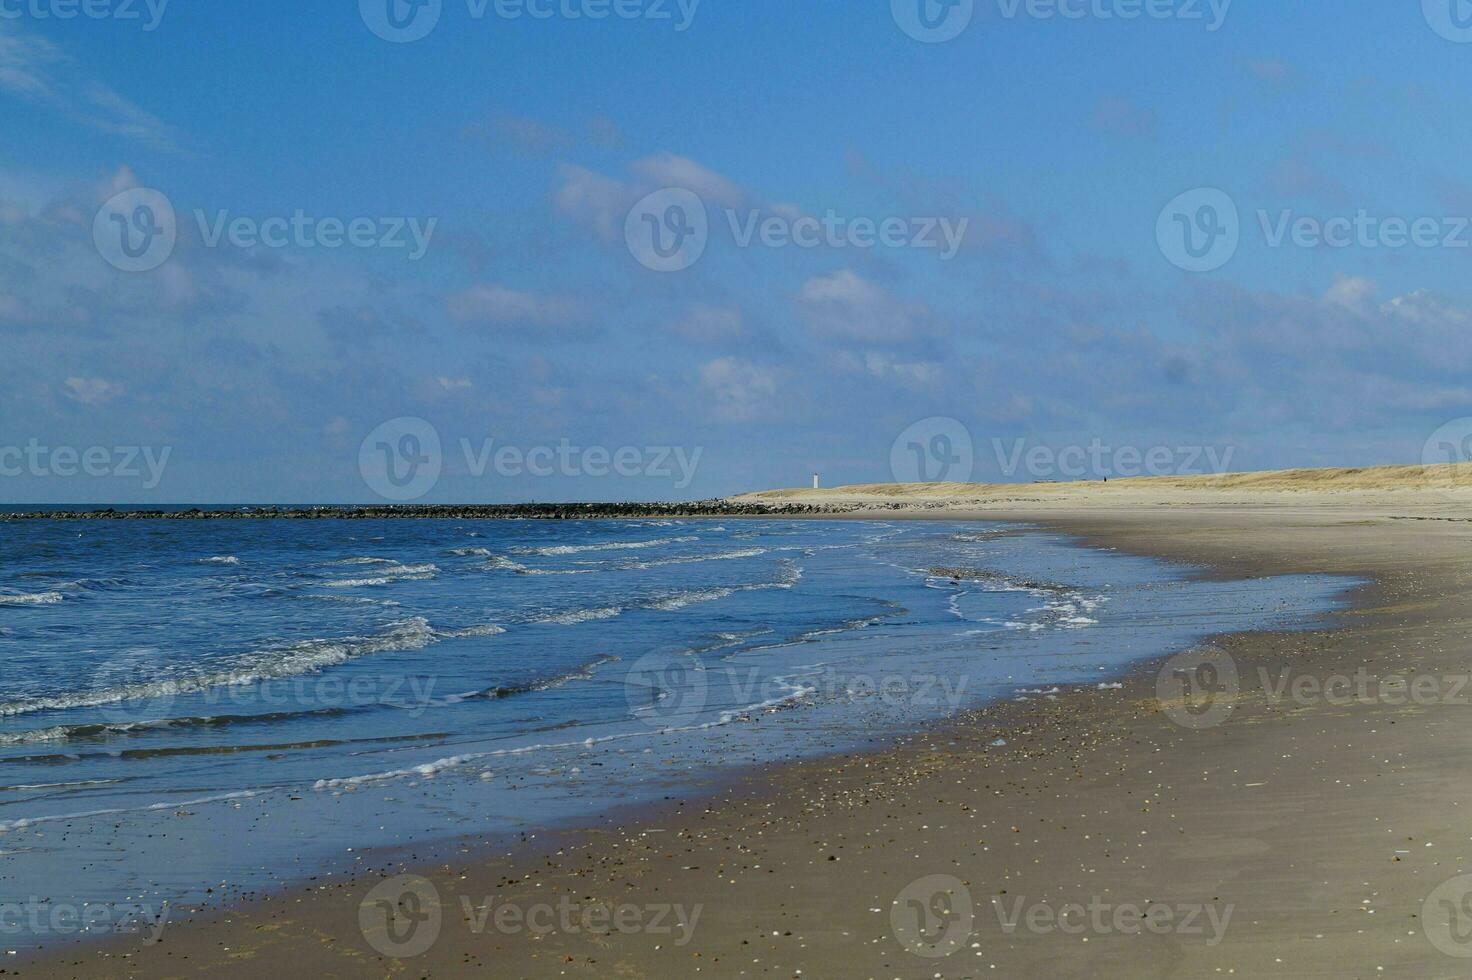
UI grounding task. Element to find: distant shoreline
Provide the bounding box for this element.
[0,501,852,520]
[6,461,1469,520]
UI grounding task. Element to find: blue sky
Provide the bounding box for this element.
[3,1,1472,502]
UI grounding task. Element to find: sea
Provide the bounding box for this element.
[0,516,1354,949]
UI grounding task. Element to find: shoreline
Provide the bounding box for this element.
[19,496,1472,977]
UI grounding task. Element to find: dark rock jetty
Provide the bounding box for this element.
[0,501,865,521]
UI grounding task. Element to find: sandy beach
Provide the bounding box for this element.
[20,471,1472,979]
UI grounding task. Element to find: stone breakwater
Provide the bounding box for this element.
[0,501,865,521]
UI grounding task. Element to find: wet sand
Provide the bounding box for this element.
[19,491,1472,978]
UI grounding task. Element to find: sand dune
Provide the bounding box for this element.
[733,461,1472,506]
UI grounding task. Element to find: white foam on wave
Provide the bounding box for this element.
[0,790,262,834]
[541,562,803,622]
[324,563,439,588]
[304,594,401,606]
[313,681,811,793]
[624,547,767,569]
[0,617,438,718]
[1006,594,1107,631]
[514,535,698,557]
[436,623,507,639]
[312,753,483,790]
[534,606,624,626]
[197,555,241,565]
[0,591,63,606]
[646,587,736,611]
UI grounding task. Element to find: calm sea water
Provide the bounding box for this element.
[0,518,1352,949]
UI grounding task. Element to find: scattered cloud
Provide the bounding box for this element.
[0,29,179,151]
[62,376,123,405]
[794,269,942,344]
[699,357,779,420]
[553,163,630,241]
[554,154,750,242]
[630,154,745,208]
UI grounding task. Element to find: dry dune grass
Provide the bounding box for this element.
[734,462,1472,501]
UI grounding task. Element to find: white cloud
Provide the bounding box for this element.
[1323,275,1375,314]
[699,357,779,420]
[553,164,628,241]
[0,30,179,151]
[62,377,123,405]
[630,154,745,208]
[832,350,943,387]
[794,269,940,344]
[554,155,749,241]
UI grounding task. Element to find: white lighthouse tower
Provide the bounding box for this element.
[812,473,820,490]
